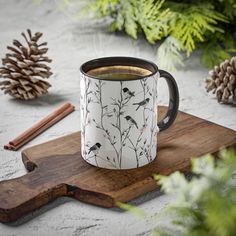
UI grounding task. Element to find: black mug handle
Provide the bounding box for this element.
[158,69,179,131]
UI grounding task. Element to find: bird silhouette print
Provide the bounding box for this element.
[88,143,102,155]
[133,98,150,111]
[125,116,138,129]
[123,87,135,99]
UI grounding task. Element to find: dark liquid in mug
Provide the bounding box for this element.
[87,65,152,80]
[95,73,142,80]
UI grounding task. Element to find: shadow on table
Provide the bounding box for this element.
[6,197,72,226]
[6,172,194,226]
[5,188,163,226]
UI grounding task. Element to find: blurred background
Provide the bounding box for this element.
[0,1,235,236]
[1,1,235,127]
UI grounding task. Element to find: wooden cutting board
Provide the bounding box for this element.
[0,107,235,223]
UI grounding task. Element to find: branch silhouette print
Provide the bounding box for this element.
[128,77,157,165]
[91,80,121,167]
[85,75,157,168]
[110,82,135,168]
[81,75,93,156]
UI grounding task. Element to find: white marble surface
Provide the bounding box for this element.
[0,1,235,235]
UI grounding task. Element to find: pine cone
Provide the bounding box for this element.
[205,57,236,104]
[0,29,52,100]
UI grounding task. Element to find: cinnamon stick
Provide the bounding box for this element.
[4,102,75,151]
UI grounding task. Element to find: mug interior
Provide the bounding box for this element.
[87,65,151,78]
[80,57,158,81]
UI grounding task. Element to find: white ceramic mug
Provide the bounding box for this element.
[80,57,179,169]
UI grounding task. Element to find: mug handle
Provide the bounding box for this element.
[157,69,179,131]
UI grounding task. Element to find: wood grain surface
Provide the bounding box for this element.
[0,107,235,223]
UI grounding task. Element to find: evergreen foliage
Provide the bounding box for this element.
[154,149,236,236]
[84,0,236,70]
[118,149,236,236]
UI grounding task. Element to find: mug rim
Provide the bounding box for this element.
[80,56,159,81]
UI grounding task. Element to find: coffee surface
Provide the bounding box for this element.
[87,65,152,80]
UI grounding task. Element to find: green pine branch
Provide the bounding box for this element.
[110,0,174,43]
[201,33,236,68]
[154,149,236,236]
[156,36,184,71]
[168,2,228,57]
[49,0,236,70]
[117,149,236,236]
